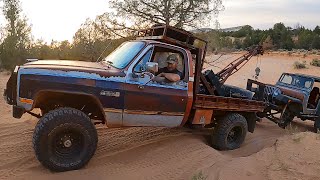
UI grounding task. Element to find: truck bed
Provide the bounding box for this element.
[194,94,265,112]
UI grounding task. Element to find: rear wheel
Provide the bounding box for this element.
[211,113,247,150]
[33,107,98,172]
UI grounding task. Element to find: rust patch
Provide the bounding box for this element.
[277,86,305,101]
[195,94,265,112]
[192,109,213,125]
[124,109,184,116]
[76,79,96,86]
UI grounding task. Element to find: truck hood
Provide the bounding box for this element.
[22,60,126,78]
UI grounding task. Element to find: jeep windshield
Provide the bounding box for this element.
[278,74,313,89]
[103,41,145,69]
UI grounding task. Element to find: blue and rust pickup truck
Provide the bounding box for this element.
[4,25,265,172]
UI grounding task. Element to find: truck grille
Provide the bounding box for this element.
[264,85,281,101]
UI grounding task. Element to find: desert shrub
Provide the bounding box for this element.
[192,172,207,180]
[312,50,317,54]
[303,53,307,58]
[285,124,300,135]
[287,51,293,56]
[311,59,320,67]
[293,61,307,69]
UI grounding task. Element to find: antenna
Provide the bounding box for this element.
[96,41,113,62]
[26,59,39,62]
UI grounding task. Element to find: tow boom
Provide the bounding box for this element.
[217,45,264,84]
[201,45,264,95]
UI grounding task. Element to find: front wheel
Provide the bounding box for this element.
[211,113,248,150]
[33,107,98,172]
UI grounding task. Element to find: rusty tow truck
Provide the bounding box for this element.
[4,25,265,171]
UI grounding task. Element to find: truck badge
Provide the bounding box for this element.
[100,90,120,97]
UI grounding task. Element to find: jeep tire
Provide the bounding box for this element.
[212,113,248,150]
[33,107,98,172]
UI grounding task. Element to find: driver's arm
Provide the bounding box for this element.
[157,73,180,82]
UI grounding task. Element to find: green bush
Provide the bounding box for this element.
[293,61,307,69]
[311,59,320,67]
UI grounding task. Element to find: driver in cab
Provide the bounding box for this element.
[155,54,183,83]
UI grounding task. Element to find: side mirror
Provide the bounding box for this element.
[146,62,158,73]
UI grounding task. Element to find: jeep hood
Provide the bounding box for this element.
[21,60,125,78]
[276,85,305,101]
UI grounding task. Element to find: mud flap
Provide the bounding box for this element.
[243,112,257,133]
[13,106,24,119]
[314,118,320,132]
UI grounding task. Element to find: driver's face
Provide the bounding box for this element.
[167,62,177,71]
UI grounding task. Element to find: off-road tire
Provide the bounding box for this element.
[33,107,98,172]
[211,113,248,150]
[278,109,295,129]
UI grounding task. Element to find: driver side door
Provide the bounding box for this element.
[123,44,188,127]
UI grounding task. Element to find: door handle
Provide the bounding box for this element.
[138,85,144,89]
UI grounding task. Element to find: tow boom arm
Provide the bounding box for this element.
[216,45,264,84]
[200,45,264,95]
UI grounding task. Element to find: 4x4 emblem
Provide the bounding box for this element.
[100,90,120,97]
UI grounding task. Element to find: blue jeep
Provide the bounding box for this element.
[247,73,320,130]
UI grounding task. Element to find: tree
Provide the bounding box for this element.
[71,18,129,61]
[314,26,320,35]
[0,26,5,44]
[270,23,294,50]
[231,25,253,38]
[0,0,32,69]
[312,35,320,49]
[109,0,224,29]
[297,29,314,50]
[72,19,102,61]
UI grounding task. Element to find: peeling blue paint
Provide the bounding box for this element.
[127,79,188,90]
[19,68,126,82]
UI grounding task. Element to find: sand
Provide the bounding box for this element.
[0,53,319,180]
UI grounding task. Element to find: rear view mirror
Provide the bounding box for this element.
[146,62,158,73]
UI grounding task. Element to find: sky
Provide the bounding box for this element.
[219,0,319,29]
[0,0,319,43]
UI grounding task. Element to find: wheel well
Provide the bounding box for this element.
[213,111,256,133]
[287,102,303,115]
[34,91,105,123]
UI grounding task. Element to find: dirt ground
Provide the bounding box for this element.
[0,53,320,180]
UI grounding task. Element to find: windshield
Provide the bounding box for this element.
[279,74,313,89]
[103,41,145,69]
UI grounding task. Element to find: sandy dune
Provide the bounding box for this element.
[0,53,319,180]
